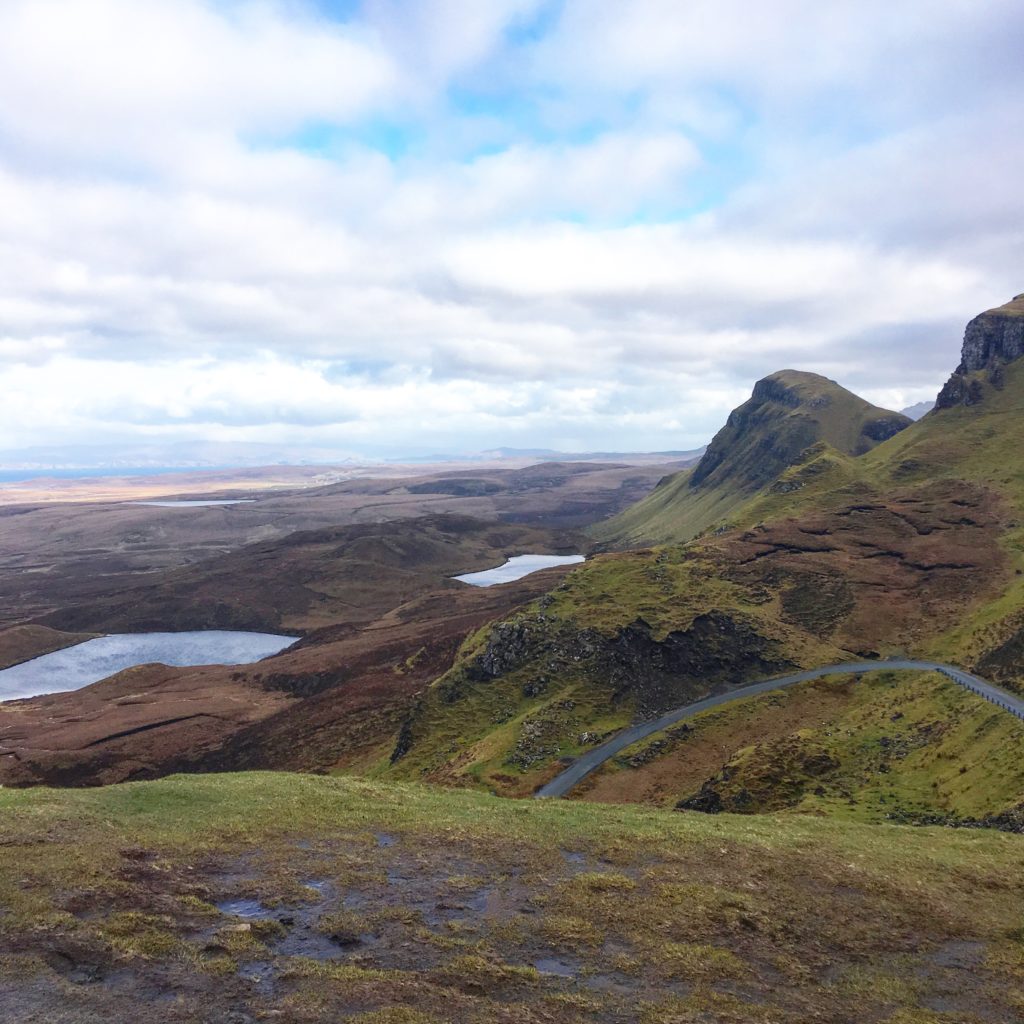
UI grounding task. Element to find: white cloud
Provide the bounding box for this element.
[0,0,397,168]
[0,0,1020,454]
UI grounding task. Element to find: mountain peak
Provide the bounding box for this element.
[936,292,1024,408]
[750,369,843,408]
[689,370,910,491]
[594,370,911,547]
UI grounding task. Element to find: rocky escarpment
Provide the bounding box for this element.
[690,370,911,492]
[389,610,796,773]
[465,612,793,718]
[593,369,912,547]
[937,293,1024,408]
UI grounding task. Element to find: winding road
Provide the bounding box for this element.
[534,659,1024,799]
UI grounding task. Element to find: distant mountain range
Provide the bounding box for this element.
[0,442,366,473]
[900,399,936,420]
[0,441,705,475]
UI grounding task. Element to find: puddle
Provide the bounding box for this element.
[560,851,587,866]
[375,832,397,848]
[465,885,495,914]
[238,960,277,997]
[534,956,579,978]
[273,925,362,960]
[427,884,496,926]
[217,898,270,919]
[210,872,384,965]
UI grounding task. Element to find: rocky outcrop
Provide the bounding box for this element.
[454,612,791,718]
[689,370,911,493]
[862,415,914,443]
[961,294,1024,371]
[676,735,840,815]
[936,294,1024,409]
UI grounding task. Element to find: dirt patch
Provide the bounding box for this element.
[718,481,1009,655]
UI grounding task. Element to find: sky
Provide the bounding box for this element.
[1,0,1022,459]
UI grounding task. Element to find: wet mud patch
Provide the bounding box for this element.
[533,954,579,977]
[4,813,1024,1024]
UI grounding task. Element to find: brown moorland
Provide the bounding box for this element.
[0,517,586,786]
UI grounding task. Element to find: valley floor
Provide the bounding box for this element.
[1,772,1023,1023]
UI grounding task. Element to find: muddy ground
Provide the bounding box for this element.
[2,801,1021,1024]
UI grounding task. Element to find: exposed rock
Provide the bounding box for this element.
[600,614,793,717]
[689,370,912,494]
[936,294,1024,409]
[389,715,417,764]
[862,414,913,443]
[466,611,793,718]
[676,735,840,815]
[975,615,1024,692]
[960,294,1024,371]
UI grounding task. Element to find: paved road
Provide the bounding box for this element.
[534,659,1024,799]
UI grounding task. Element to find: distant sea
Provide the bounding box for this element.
[0,466,233,483]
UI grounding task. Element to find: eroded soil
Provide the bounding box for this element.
[717,482,1009,657]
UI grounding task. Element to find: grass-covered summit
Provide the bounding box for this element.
[595,369,911,547]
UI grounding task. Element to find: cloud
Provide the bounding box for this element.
[0,0,398,167]
[0,0,1021,455]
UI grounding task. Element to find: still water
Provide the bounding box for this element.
[0,630,298,701]
[453,554,584,587]
[130,499,254,507]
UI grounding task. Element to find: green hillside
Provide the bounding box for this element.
[385,297,1024,806]
[593,369,911,547]
[2,771,1024,1022]
[575,669,1024,824]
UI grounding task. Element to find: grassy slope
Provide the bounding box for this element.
[381,548,840,796]
[745,357,1024,667]
[576,670,1024,822]
[593,370,910,548]
[2,772,1024,1022]
[384,360,1024,801]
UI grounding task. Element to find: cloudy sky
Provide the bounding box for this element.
[1,0,1022,458]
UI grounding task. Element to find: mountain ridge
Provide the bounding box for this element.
[593,368,911,548]
[383,294,1024,815]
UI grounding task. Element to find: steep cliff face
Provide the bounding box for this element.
[594,369,911,546]
[936,294,1024,408]
[690,370,911,493]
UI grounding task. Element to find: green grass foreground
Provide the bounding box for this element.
[4,765,1020,851]
[2,772,1024,1021]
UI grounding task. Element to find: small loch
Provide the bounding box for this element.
[129,499,255,507]
[453,554,585,587]
[0,630,298,702]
